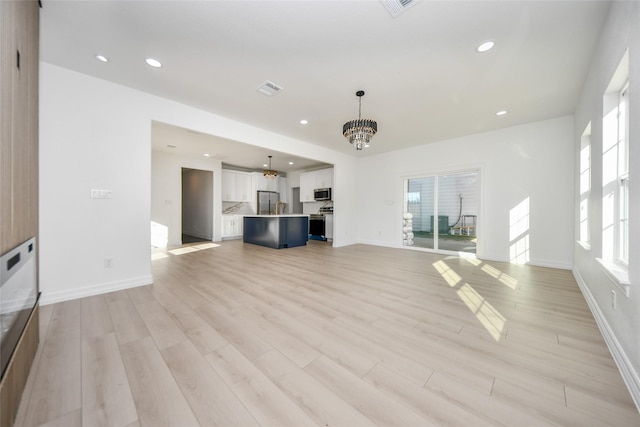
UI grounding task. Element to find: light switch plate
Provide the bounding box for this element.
[91,189,113,199]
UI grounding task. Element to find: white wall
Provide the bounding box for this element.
[39,66,154,304]
[572,1,640,409]
[39,62,358,303]
[152,151,221,246]
[356,116,575,269]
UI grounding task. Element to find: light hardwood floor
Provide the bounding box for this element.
[13,240,640,426]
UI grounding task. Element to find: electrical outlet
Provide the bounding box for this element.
[611,290,617,310]
[104,258,113,268]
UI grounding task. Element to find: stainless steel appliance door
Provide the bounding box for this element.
[309,214,326,240]
[313,188,331,201]
[270,192,280,214]
[1,237,38,378]
[257,191,272,215]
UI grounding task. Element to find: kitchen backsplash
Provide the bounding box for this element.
[303,200,333,214]
[222,202,254,215]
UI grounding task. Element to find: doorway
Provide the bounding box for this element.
[404,170,478,254]
[181,168,213,243]
[291,187,303,214]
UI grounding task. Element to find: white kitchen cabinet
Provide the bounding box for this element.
[222,215,243,239]
[325,214,333,241]
[300,168,333,202]
[222,170,253,202]
[315,168,333,189]
[222,170,236,201]
[235,172,253,202]
[254,172,279,192]
[299,171,316,202]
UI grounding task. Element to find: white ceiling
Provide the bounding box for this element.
[40,0,610,171]
[151,121,332,174]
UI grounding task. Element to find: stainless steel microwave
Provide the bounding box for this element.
[314,188,331,201]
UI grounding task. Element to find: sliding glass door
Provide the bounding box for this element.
[404,170,478,254]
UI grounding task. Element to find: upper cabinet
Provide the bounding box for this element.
[222,170,253,202]
[315,168,333,189]
[236,172,253,202]
[300,168,333,202]
[254,172,279,192]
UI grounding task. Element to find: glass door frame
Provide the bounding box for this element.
[401,167,482,256]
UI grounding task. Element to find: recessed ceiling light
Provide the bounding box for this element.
[300,119,308,125]
[203,153,211,157]
[288,161,294,165]
[477,40,495,53]
[95,54,109,63]
[145,58,162,68]
[496,110,507,116]
[263,163,268,168]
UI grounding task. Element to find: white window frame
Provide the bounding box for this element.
[598,51,630,295]
[617,86,629,265]
[402,169,480,255]
[578,123,591,250]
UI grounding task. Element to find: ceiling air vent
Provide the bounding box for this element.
[381,0,418,18]
[257,80,283,96]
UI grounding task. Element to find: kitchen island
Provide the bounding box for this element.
[243,215,309,249]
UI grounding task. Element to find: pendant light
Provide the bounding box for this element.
[263,155,277,180]
[343,90,377,150]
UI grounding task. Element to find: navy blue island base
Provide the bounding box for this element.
[243,215,309,249]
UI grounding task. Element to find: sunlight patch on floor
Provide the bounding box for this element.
[433,258,507,341]
[169,242,220,256]
[432,260,462,287]
[481,264,518,290]
[151,252,169,260]
[457,283,506,341]
[153,242,221,260]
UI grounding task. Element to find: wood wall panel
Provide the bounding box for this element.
[0,304,39,427]
[0,0,16,255]
[0,0,39,254]
[0,1,40,427]
[25,0,39,245]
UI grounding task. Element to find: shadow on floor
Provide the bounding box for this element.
[182,234,211,244]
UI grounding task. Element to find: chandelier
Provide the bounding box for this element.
[343,90,377,150]
[263,155,277,180]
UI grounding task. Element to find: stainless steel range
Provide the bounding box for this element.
[309,214,326,241]
[309,206,333,241]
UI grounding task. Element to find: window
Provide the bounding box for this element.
[602,81,629,265]
[599,49,629,289]
[578,123,591,248]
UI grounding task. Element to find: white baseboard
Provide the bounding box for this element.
[573,268,640,412]
[469,253,572,270]
[40,274,153,305]
[529,259,573,270]
[332,238,359,248]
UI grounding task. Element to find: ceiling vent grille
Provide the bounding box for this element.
[381,0,418,18]
[257,80,283,96]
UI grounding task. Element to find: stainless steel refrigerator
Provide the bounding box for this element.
[257,191,280,215]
